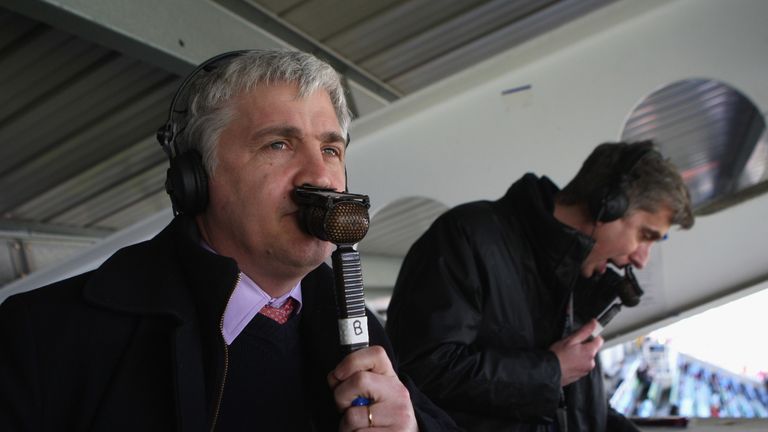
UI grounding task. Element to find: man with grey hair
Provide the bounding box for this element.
[0,49,458,431]
[386,141,694,431]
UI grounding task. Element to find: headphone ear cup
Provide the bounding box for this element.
[591,184,628,223]
[588,144,654,224]
[166,151,209,215]
[588,186,606,222]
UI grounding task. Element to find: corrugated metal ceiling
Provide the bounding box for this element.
[231,0,616,95]
[0,8,177,232]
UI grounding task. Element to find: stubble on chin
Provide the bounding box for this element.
[281,210,336,269]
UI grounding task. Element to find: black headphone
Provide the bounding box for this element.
[157,50,251,216]
[587,142,657,223]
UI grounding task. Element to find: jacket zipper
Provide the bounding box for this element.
[210,273,241,432]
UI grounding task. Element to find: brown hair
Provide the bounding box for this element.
[558,141,694,229]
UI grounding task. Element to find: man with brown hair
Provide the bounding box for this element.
[386,141,694,431]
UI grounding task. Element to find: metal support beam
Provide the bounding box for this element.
[2,0,393,116]
[1,0,288,76]
[212,0,401,103]
[0,209,172,303]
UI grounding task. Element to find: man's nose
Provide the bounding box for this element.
[629,242,651,269]
[295,150,334,190]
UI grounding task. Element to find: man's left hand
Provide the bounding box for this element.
[328,345,418,431]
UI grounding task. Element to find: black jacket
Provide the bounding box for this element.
[386,174,639,432]
[0,216,458,431]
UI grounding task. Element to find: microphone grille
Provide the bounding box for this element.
[302,201,370,245]
[324,201,370,244]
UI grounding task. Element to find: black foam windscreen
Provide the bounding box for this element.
[616,266,643,307]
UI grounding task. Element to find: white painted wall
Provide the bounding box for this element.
[346,0,768,336]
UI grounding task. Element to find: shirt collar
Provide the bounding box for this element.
[222,273,302,344]
[200,241,303,345]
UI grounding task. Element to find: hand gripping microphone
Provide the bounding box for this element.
[293,186,372,349]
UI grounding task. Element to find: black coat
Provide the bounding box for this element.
[386,174,639,432]
[0,216,458,432]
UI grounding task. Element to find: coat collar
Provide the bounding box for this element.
[82,216,239,324]
[82,213,341,322]
[495,173,594,294]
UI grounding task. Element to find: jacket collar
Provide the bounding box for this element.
[496,173,594,294]
[83,215,238,325]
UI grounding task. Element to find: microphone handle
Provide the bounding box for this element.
[331,246,371,407]
[332,247,369,353]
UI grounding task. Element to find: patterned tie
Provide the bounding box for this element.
[259,298,297,324]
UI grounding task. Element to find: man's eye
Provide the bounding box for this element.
[322,147,341,157]
[640,230,658,242]
[269,141,287,150]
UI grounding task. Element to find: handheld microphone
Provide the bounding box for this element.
[591,266,644,337]
[615,265,643,307]
[294,185,371,352]
[294,185,372,406]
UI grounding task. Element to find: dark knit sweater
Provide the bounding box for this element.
[217,313,311,431]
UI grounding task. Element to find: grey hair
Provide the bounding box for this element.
[558,141,694,229]
[173,49,351,175]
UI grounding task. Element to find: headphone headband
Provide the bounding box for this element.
[157,50,251,159]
